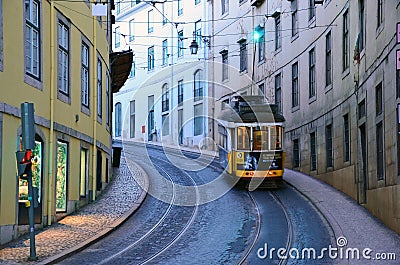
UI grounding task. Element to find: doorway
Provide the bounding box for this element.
[358,124,367,204]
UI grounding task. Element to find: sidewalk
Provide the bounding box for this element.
[284,169,400,264]
[0,153,148,265]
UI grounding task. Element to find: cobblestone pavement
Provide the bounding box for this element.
[0,153,148,265]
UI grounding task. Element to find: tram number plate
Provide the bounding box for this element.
[262,153,281,161]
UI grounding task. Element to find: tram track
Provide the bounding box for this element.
[95,150,200,265]
[135,144,292,265]
[270,190,294,265]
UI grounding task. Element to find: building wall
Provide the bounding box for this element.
[0,1,112,244]
[264,0,399,233]
[113,0,212,149]
[210,0,400,233]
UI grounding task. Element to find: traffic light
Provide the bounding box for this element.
[16,150,32,178]
[254,25,264,42]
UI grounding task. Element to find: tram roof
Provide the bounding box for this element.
[217,104,285,125]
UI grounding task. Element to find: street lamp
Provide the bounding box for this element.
[189,31,210,55]
[190,38,199,55]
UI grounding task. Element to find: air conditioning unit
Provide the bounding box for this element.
[251,0,264,7]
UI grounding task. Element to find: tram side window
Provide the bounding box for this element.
[253,126,269,150]
[237,126,251,150]
[218,125,228,150]
[270,126,283,150]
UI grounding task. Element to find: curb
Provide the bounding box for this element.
[38,160,149,265]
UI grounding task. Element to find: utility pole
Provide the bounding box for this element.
[16,102,37,261]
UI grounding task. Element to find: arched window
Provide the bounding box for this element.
[194,70,203,101]
[115,102,122,137]
[162,83,169,112]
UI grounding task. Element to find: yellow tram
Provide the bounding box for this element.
[218,96,285,188]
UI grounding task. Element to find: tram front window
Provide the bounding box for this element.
[237,126,251,150]
[253,126,269,151]
[270,126,283,150]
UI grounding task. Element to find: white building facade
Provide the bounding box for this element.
[113,0,213,149]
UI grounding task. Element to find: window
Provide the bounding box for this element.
[148,46,154,71]
[376,82,383,115]
[162,114,169,136]
[106,72,110,126]
[195,0,201,5]
[56,141,68,212]
[326,31,332,87]
[291,0,298,37]
[80,148,88,198]
[115,26,120,48]
[377,0,384,29]
[58,21,69,96]
[194,70,203,101]
[275,73,282,113]
[97,59,102,118]
[258,27,265,62]
[178,0,183,16]
[359,0,365,51]
[239,40,247,72]
[397,104,400,176]
[148,10,153,33]
[358,99,366,119]
[310,132,317,171]
[376,122,384,180]
[343,10,349,71]
[130,100,135,138]
[194,104,203,136]
[238,126,251,150]
[221,50,228,81]
[129,61,136,78]
[326,124,333,168]
[222,0,229,15]
[162,3,167,25]
[258,83,265,96]
[309,48,316,98]
[24,0,41,80]
[293,139,300,168]
[132,0,141,7]
[195,20,202,48]
[148,95,155,139]
[178,80,184,105]
[129,19,135,42]
[162,84,169,112]
[162,39,168,66]
[309,0,316,21]
[178,30,184,57]
[275,15,282,50]
[343,114,350,162]
[115,102,122,137]
[397,70,400,99]
[81,42,89,107]
[292,62,299,108]
[116,1,120,14]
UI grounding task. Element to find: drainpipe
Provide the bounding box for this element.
[47,0,55,226]
[92,17,97,202]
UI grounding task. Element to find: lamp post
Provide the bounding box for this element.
[189,31,210,55]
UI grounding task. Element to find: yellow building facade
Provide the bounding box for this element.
[0,0,114,244]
